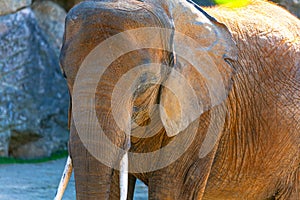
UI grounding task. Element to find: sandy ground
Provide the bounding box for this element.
[0,158,148,200]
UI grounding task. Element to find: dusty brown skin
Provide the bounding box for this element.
[60,0,299,199]
[204,1,300,199]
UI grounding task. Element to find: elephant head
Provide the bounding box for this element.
[59,0,237,199]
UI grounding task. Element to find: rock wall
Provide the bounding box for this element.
[0,0,32,16]
[0,0,69,159]
[33,0,84,11]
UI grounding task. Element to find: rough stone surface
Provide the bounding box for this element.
[0,130,10,157]
[0,0,32,16]
[0,7,69,159]
[272,0,300,18]
[32,1,67,54]
[33,0,85,11]
[53,0,85,11]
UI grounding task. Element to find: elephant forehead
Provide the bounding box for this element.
[60,0,173,89]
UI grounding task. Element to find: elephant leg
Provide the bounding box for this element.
[148,151,219,200]
[69,118,136,199]
[127,174,137,200]
[109,170,136,200]
[147,118,222,200]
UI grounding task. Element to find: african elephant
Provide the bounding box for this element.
[58,0,299,199]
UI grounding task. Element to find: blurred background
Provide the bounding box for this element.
[0,0,298,199]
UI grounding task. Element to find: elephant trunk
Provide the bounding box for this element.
[70,57,133,199]
[69,118,129,199]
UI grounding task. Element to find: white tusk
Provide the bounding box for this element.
[54,155,73,200]
[120,152,128,200]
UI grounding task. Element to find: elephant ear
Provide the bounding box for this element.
[160,0,237,137]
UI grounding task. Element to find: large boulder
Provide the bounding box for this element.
[0,130,10,156]
[0,0,32,16]
[0,3,69,159]
[33,0,85,11]
[52,0,84,11]
[32,1,66,54]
